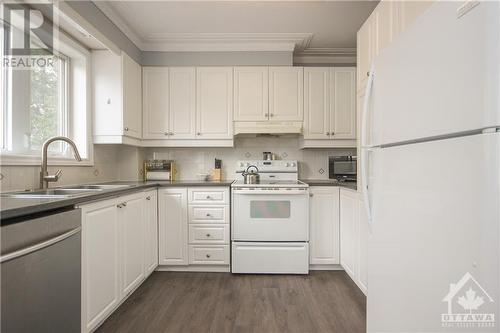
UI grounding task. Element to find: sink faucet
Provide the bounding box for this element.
[40,136,82,189]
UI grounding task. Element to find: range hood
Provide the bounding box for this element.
[234,121,303,135]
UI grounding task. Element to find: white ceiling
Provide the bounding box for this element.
[96,1,378,54]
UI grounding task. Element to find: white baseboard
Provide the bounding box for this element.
[156,265,230,273]
[309,264,344,271]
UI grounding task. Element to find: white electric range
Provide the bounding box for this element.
[231,160,310,274]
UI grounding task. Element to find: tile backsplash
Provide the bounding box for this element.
[145,136,356,181]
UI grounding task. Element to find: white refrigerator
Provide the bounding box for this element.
[362,2,500,332]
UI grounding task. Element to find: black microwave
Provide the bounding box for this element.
[329,156,357,182]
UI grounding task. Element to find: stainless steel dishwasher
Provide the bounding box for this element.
[1,208,81,333]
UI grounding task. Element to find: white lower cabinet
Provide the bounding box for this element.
[158,188,188,265]
[339,188,368,295]
[144,190,158,275]
[80,190,158,333]
[158,186,230,270]
[309,186,340,267]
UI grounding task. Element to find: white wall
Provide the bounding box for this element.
[145,136,356,181]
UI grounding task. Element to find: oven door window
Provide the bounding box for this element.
[250,200,291,219]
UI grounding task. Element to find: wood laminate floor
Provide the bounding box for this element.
[97,271,366,333]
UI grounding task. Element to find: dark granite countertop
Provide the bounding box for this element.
[0,180,234,221]
[300,179,357,191]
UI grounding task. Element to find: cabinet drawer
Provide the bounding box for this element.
[189,225,229,244]
[189,206,229,223]
[188,187,229,205]
[189,245,229,265]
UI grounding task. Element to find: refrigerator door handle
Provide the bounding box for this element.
[361,64,375,148]
[361,147,373,226]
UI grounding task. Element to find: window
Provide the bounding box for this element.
[1,8,91,165]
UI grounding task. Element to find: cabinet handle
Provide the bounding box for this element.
[117,204,123,208]
[164,132,169,136]
[206,195,211,199]
[124,127,129,131]
[206,234,211,237]
[326,132,330,136]
[122,202,127,207]
[206,254,211,258]
[146,196,151,201]
[309,193,314,197]
[197,132,201,136]
[331,131,335,136]
[269,113,274,117]
[206,213,211,217]
[366,71,370,77]
[169,132,174,136]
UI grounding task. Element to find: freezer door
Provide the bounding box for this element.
[367,133,499,332]
[368,1,499,147]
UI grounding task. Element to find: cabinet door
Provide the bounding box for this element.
[357,20,371,93]
[196,67,233,139]
[233,67,269,121]
[269,67,304,121]
[340,189,358,279]
[398,1,434,33]
[374,1,396,53]
[119,193,145,296]
[158,188,188,265]
[92,51,122,136]
[142,67,169,139]
[81,198,120,333]
[357,196,368,294]
[309,187,340,265]
[169,67,196,139]
[122,53,142,138]
[144,190,158,275]
[331,68,356,139]
[303,68,330,140]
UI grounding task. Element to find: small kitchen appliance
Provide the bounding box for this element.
[144,160,176,181]
[328,155,357,182]
[231,160,309,274]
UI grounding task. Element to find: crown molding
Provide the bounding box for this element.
[142,32,313,52]
[295,47,356,57]
[93,1,145,50]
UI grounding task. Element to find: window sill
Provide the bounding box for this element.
[0,153,94,166]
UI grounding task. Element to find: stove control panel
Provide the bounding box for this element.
[236,160,299,173]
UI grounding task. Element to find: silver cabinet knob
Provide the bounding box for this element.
[366,71,370,77]
[117,204,123,208]
[164,132,169,136]
[269,113,274,117]
[206,195,211,199]
[206,234,211,237]
[206,254,211,258]
[331,131,335,136]
[169,132,174,136]
[206,213,211,217]
[197,132,201,136]
[146,196,151,201]
[122,202,127,207]
[326,132,330,136]
[124,127,129,131]
[309,193,314,197]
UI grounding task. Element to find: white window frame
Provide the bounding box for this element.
[0,20,93,166]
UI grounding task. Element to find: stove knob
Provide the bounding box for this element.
[291,162,296,167]
[285,162,290,167]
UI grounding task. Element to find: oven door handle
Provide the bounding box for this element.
[232,189,308,195]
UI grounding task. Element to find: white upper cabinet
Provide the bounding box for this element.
[304,68,330,139]
[303,67,356,143]
[122,54,142,139]
[269,67,304,121]
[93,51,142,143]
[169,67,196,139]
[331,68,356,139]
[196,67,233,139]
[142,67,169,139]
[233,67,269,121]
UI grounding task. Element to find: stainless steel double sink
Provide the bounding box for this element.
[2,184,134,199]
